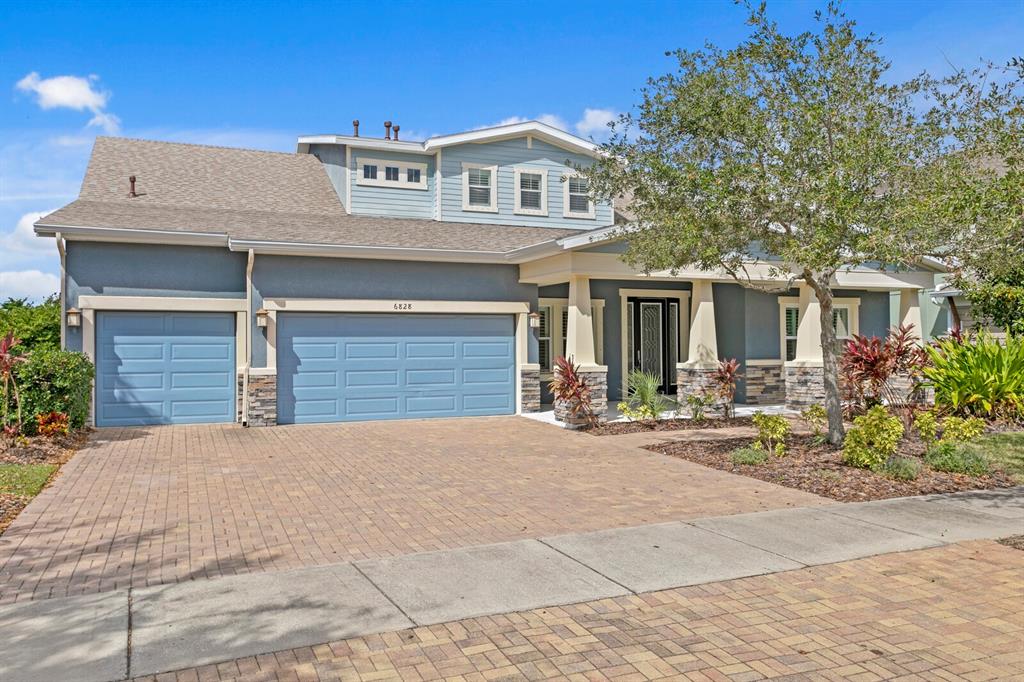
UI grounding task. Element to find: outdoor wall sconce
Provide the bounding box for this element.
[528,311,541,328]
[256,308,269,328]
[66,308,81,327]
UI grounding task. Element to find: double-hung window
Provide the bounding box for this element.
[537,305,553,372]
[780,297,859,361]
[462,163,498,212]
[563,174,595,219]
[783,305,799,361]
[514,168,547,215]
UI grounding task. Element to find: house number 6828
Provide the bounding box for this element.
[393,303,413,310]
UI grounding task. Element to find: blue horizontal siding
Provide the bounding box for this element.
[349,149,435,219]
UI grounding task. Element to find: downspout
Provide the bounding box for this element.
[55,232,66,349]
[242,249,254,425]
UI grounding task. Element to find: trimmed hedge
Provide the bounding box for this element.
[11,349,94,433]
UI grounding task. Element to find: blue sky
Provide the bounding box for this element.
[2,0,1022,301]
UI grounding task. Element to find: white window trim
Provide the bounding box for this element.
[513,167,548,216]
[355,156,428,190]
[538,297,605,376]
[562,172,596,219]
[778,296,860,361]
[461,162,498,212]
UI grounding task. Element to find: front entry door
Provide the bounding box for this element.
[627,298,679,393]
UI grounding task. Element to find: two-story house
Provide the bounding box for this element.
[34,120,945,426]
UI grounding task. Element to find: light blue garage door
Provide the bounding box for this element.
[96,312,236,426]
[278,313,516,424]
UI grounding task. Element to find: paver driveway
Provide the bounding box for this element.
[0,416,826,604]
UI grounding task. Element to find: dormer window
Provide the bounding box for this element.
[461,163,498,212]
[356,157,428,190]
[514,168,548,216]
[564,174,595,219]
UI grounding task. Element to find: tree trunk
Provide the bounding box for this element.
[807,274,846,445]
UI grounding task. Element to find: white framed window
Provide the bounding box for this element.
[538,298,605,373]
[355,157,428,190]
[461,163,498,212]
[779,297,859,361]
[514,167,548,216]
[783,305,799,361]
[833,305,852,340]
[563,173,595,219]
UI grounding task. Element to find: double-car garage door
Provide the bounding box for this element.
[96,311,516,426]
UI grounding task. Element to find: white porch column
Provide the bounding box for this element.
[683,279,718,368]
[565,275,597,366]
[898,288,923,342]
[793,283,824,365]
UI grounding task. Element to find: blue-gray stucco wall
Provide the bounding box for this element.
[251,256,539,367]
[64,242,246,352]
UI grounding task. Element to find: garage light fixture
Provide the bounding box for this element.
[66,308,81,327]
[528,311,541,328]
[256,308,269,328]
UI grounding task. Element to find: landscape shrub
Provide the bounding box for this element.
[752,412,790,456]
[731,447,768,465]
[925,441,990,476]
[12,349,94,434]
[710,359,742,418]
[36,411,70,437]
[842,405,904,470]
[621,369,671,421]
[686,392,716,422]
[0,297,60,352]
[922,333,1024,419]
[940,416,986,443]
[882,455,922,481]
[840,324,928,411]
[913,410,939,446]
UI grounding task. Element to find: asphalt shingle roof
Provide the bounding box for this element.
[37,137,586,253]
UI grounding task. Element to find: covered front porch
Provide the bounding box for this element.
[518,245,939,422]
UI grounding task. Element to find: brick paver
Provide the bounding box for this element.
[133,541,1024,681]
[0,417,825,603]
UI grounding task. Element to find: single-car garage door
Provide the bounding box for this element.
[96,312,236,426]
[278,313,515,424]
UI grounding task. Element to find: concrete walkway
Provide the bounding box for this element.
[1,487,1021,682]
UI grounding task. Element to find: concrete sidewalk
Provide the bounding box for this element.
[2,487,1021,682]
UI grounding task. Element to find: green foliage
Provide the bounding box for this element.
[752,412,791,457]
[0,297,60,352]
[961,433,1024,483]
[913,410,939,447]
[842,406,904,470]
[922,334,1024,418]
[881,456,922,481]
[801,405,828,435]
[685,392,716,422]
[940,416,986,443]
[622,369,671,421]
[925,441,990,476]
[954,250,1024,336]
[0,463,56,497]
[11,350,94,434]
[731,447,769,466]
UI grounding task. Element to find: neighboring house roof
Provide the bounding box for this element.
[298,120,602,158]
[35,137,588,257]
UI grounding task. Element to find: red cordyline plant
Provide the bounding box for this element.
[548,355,598,427]
[840,323,929,413]
[709,358,742,418]
[1,332,27,441]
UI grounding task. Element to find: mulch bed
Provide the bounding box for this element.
[588,416,754,436]
[647,433,1018,502]
[0,430,89,534]
[998,535,1024,551]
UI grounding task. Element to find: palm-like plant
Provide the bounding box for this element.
[622,369,671,421]
[922,332,1024,418]
[1,332,27,439]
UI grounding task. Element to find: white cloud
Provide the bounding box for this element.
[0,270,59,302]
[2,210,56,255]
[536,114,569,132]
[574,108,619,140]
[15,72,121,134]
[476,114,569,132]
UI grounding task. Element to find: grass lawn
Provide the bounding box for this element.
[964,433,1024,483]
[0,463,57,498]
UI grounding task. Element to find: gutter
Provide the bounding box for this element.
[34,223,228,247]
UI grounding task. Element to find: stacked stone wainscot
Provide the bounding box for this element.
[744,362,786,405]
[784,364,825,410]
[553,366,608,427]
[520,364,541,413]
[245,370,277,427]
[676,364,720,411]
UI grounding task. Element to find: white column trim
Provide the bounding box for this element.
[899,288,923,343]
[344,145,352,214]
[682,280,718,369]
[82,308,96,427]
[565,276,597,367]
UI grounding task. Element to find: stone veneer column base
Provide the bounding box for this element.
[676,364,719,408]
[745,363,786,405]
[554,366,608,427]
[245,370,278,427]
[520,365,541,413]
[785,365,825,410]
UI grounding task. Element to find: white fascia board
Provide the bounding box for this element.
[33,222,228,247]
[228,238,511,263]
[297,121,602,158]
[557,224,627,250]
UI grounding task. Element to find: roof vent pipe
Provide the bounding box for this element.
[384,121,392,140]
[128,175,137,198]
[352,119,359,137]
[393,124,400,141]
